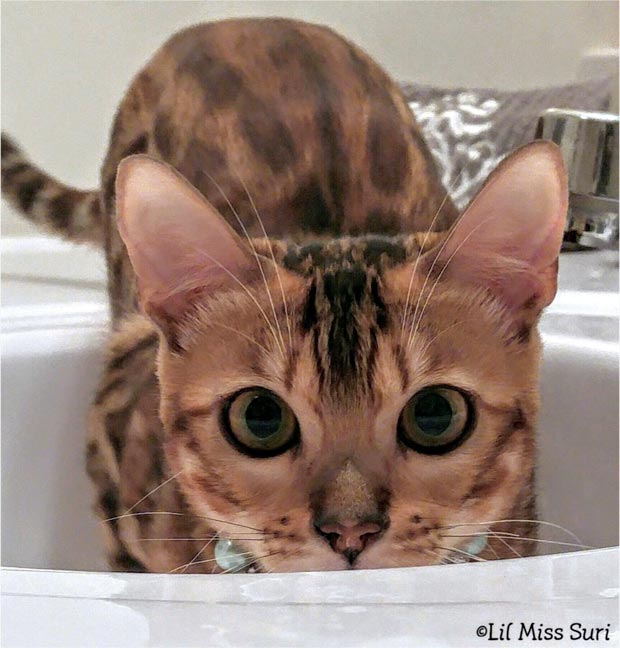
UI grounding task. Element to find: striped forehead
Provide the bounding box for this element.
[282,235,408,276]
[283,237,401,400]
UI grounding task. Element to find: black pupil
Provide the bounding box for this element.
[413,393,453,436]
[245,395,282,439]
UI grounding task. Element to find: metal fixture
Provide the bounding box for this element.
[536,109,618,250]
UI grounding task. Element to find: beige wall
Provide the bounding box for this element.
[2,0,618,235]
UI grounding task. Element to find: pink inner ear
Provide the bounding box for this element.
[426,141,568,311]
[116,155,257,323]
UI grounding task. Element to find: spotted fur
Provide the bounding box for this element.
[2,18,551,573]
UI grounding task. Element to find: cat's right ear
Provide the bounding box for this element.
[115,155,262,341]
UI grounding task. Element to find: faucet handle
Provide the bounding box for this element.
[536,109,618,250]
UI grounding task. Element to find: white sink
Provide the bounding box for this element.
[1,299,618,646]
[2,317,618,572]
[1,232,618,646]
[2,549,617,647]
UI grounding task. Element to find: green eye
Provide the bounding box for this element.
[224,388,299,457]
[399,386,472,454]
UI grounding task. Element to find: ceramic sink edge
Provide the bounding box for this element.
[2,548,618,606]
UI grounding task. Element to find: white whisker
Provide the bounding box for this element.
[443,532,521,539]
[169,550,256,573]
[219,551,281,574]
[181,535,217,574]
[198,168,286,357]
[417,317,478,358]
[123,469,184,516]
[174,551,282,575]
[423,548,459,565]
[138,536,268,542]
[439,519,583,545]
[438,529,516,559]
[234,169,293,352]
[436,545,487,562]
[192,248,284,357]
[104,511,188,523]
[210,321,271,355]
[443,531,593,551]
[485,526,523,558]
[483,534,500,559]
[102,511,265,533]
[407,211,497,352]
[400,167,464,343]
[518,537,593,550]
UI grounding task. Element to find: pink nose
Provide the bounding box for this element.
[317,520,383,561]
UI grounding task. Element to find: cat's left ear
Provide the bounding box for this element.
[420,141,568,317]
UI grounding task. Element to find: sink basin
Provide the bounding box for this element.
[2,310,617,573]
[1,239,618,645]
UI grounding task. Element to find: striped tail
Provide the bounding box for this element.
[1,133,103,246]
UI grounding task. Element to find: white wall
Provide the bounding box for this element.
[2,0,618,236]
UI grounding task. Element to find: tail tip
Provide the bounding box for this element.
[1,132,19,161]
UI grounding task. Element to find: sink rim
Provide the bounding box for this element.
[2,547,618,605]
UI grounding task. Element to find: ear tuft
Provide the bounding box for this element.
[421,141,568,314]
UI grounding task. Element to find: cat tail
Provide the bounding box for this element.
[1,133,104,246]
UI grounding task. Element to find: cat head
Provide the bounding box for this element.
[116,141,567,571]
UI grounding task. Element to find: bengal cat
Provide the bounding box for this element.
[1,18,567,573]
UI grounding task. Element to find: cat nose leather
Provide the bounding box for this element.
[316,520,383,564]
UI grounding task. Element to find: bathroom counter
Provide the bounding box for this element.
[558,248,619,293]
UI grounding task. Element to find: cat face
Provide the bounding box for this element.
[116,142,567,571]
[155,255,541,571]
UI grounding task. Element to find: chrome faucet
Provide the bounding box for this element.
[536,109,619,250]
